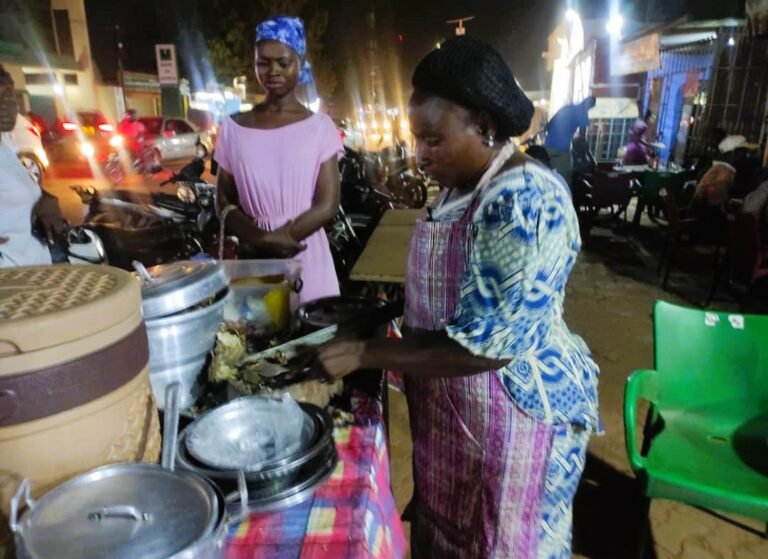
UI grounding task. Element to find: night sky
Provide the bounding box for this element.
[83,0,665,110]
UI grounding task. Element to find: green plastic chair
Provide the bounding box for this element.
[625,301,768,538]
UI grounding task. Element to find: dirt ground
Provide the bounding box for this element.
[387,207,768,558]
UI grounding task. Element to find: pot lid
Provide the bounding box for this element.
[18,463,219,559]
[137,260,229,319]
[0,265,140,358]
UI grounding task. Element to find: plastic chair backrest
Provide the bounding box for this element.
[591,171,632,205]
[642,171,685,199]
[727,212,763,286]
[653,301,768,412]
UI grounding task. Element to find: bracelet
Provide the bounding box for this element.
[218,204,239,260]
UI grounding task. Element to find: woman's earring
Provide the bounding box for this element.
[485,134,495,149]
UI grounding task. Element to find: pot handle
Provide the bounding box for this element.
[88,506,152,523]
[9,479,36,533]
[161,382,181,471]
[132,260,155,284]
[236,470,249,515]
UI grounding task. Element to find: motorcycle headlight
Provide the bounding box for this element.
[80,142,95,158]
[177,184,196,204]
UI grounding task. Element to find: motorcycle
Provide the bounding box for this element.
[71,156,215,270]
[102,134,162,185]
[47,225,108,266]
[327,148,402,281]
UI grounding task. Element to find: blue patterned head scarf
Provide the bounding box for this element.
[256,16,312,85]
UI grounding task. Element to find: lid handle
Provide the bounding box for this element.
[9,479,36,533]
[161,382,181,471]
[132,261,155,284]
[88,506,152,523]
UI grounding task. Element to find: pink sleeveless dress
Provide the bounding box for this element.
[214,112,343,303]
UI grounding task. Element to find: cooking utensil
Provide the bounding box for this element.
[185,397,317,471]
[225,445,338,516]
[137,261,229,319]
[137,260,230,410]
[9,464,225,559]
[175,404,334,486]
[297,296,387,332]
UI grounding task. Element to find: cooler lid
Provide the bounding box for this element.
[0,265,141,359]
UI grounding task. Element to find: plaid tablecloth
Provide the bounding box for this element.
[223,394,408,559]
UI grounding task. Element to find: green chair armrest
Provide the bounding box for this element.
[624,369,660,472]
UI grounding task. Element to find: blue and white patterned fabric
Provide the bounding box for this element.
[445,163,601,431]
[255,16,313,84]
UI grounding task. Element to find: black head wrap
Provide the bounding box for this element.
[412,36,533,140]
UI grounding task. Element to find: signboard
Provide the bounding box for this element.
[155,44,178,86]
[611,33,660,76]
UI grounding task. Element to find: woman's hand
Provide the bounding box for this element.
[317,339,367,380]
[265,221,306,257]
[33,193,67,244]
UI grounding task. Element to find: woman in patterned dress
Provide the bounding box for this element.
[319,37,600,558]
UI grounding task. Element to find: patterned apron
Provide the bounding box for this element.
[402,158,555,558]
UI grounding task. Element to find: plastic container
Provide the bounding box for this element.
[0,265,161,518]
[220,260,302,335]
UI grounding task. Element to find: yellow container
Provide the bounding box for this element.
[0,265,160,517]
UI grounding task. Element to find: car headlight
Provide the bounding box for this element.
[109,134,124,148]
[80,142,95,158]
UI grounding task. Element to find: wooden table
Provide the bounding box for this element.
[350,209,424,284]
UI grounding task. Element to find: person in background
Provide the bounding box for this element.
[214,16,342,303]
[320,37,599,558]
[0,64,66,267]
[117,109,147,157]
[623,117,650,165]
[526,144,569,194]
[544,96,596,187]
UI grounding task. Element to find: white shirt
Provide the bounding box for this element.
[0,142,52,267]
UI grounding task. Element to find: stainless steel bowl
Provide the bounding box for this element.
[185,397,317,471]
[224,445,338,516]
[145,292,228,410]
[175,404,334,486]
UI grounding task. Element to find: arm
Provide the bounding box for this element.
[289,155,340,242]
[319,331,509,379]
[215,168,304,258]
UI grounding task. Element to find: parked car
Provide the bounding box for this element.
[1,114,49,184]
[46,110,116,163]
[138,116,213,162]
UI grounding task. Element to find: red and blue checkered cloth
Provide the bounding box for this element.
[223,394,407,559]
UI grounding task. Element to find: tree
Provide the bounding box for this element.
[197,0,336,99]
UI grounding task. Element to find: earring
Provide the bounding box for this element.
[485,134,495,149]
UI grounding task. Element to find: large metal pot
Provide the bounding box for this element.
[9,384,229,559]
[136,261,229,410]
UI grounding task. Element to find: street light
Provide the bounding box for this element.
[606,14,624,38]
[727,36,736,47]
[446,16,475,37]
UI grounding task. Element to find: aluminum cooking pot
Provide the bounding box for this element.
[135,260,230,410]
[8,384,230,559]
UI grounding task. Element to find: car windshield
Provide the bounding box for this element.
[139,118,163,136]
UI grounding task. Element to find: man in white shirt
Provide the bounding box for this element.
[0,64,66,267]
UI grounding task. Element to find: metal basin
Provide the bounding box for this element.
[185,397,316,471]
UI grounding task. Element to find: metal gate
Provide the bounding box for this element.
[687,30,768,158]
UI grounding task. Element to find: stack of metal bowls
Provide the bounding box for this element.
[135,260,230,410]
[175,397,337,513]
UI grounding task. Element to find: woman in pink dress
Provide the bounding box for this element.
[214,16,343,303]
